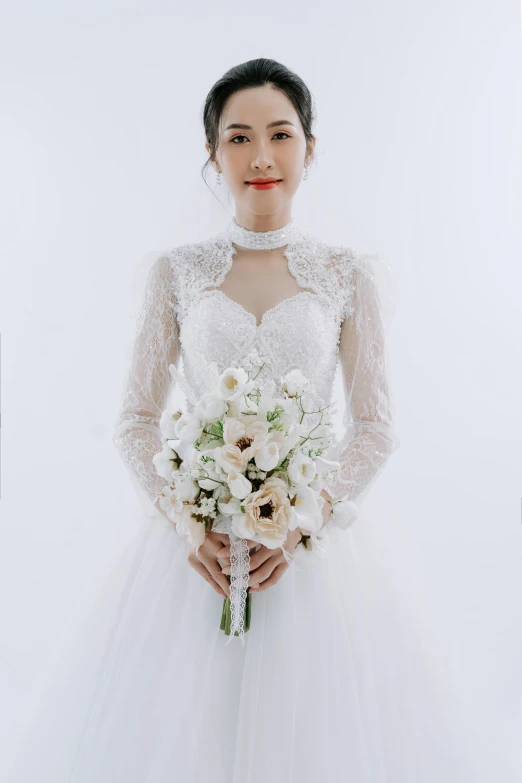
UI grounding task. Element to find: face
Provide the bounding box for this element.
[205,84,315,224]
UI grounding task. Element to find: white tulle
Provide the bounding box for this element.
[2,220,486,782]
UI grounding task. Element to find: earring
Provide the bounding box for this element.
[303,166,309,181]
[216,169,222,186]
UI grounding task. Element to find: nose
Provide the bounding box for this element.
[250,139,275,172]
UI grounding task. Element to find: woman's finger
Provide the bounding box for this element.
[248,546,276,572]
[247,556,283,588]
[188,558,228,598]
[250,562,288,592]
[217,539,259,562]
[197,553,231,597]
[208,531,230,546]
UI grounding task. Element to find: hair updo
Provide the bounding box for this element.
[201,57,317,188]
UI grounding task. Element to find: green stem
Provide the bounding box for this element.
[220,590,252,636]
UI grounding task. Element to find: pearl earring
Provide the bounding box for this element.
[216,169,222,186]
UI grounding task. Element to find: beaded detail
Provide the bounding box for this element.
[112,223,399,520]
[224,216,306,250]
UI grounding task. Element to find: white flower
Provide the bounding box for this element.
[330,499,359,530]
[216,366,254,401]
[293,529,329,561]
[217,494,243,517]
[227,472,252,500]
[223,416,269,448]
[194,393,228,422]
[281,368,309,397]
[159,409,182,439]
[176,506,206,549]
[213,444,249,474]
[254,441,280,472]
[288,485,323,534]
[195,449,225,490]
[174,475,201,503]
[213,418,270,473]
[175,412,204,443]
[287,452,316,486]
[158,484,183,521]
[231,477,292,549]
[197,464,224,491]
[153,443,179,481]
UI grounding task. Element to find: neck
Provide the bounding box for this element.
[224,215,304,250]
[232,209,292,233]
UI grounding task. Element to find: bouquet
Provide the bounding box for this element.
[153,353,343,644]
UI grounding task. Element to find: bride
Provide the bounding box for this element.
[3,58,474,782]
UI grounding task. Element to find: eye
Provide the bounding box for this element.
[229,132,292,144]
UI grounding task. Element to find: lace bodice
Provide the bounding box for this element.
[112,221,400,520]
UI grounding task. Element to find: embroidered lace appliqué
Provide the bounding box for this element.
[112,224,399,522]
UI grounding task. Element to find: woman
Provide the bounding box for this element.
[3,58,466,782]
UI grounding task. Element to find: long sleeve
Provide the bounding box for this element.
[327,253,400,513]
[112,253,181,516]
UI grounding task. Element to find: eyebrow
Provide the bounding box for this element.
[224,120,296,131]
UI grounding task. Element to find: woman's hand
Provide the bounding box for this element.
[183,530,235,599]
[220,528,303,593]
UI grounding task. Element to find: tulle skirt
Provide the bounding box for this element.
[2,510,479,783]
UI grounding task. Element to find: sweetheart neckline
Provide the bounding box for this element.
[201,289,318,329]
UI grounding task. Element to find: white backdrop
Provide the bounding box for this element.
[1,1,521,779]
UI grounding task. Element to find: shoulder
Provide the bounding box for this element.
[164,231,230,267]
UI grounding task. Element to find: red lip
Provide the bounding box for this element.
[247,178,281,184]
[247,179,282,190]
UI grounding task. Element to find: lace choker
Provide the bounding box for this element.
[224,216,304,250]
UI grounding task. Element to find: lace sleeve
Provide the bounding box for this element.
[112,253,180,516]
[326,251,400,522]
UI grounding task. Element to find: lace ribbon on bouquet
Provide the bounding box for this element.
[212,513,251,645]
[227,534,251,646]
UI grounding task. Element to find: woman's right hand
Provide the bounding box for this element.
[153,497,258,599]
[184,532,260,599]
[183,531,233,598]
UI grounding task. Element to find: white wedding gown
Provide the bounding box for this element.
[3,219,474,782]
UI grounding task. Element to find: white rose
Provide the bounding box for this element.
[216,367,254,401]
[159,409,182,439]
[254,441,280,472]
[330,500,359,530]
[174,475,200,503]
[175,412,204,443]
[227,472,252,500]
[152,443,179,481]
[194,393,228,422]
[281,368,309,397]
[287,452,316,486]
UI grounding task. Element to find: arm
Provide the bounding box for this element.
[112,253,181,518]
[325,254,400,528]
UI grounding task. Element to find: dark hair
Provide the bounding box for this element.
[201,58,317,191]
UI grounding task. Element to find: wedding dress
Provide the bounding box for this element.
[2,218,471,782]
